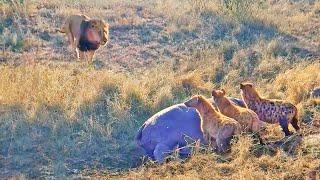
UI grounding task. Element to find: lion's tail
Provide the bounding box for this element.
[55,21,69,33]
[55,27,67,33]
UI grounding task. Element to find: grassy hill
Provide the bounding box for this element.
[0,0,319,179]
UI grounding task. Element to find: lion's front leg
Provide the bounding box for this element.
[87,50,95,62]
[73,36,82,59]
[75,48,80,59]
[79,51,85,61]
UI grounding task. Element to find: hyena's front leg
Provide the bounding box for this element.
[279,117,293,136]
[204,132,217,150]
[291,116,300,133]
[210,137,218,151]
[216,126,234,153]
[216,136,232,153]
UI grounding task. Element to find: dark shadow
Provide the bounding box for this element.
[0,85,151,178]
[234,21,278,46]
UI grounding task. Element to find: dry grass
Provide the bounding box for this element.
[272,63,320,104]
[0,0,319,179]
[0,64,126,118]
[90,136,320,179]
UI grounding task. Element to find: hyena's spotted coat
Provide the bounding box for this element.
[240,83,300,136]
[211,89,265,133]
[184,95,241,153]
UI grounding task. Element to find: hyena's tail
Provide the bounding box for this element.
[234,122,242,135]
[253,132,265,145]
[291,107,300,132]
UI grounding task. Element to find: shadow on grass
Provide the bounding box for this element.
[0,86,152,178]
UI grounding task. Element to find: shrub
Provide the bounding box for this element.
[222,0,255,21]
[272,63,320,104]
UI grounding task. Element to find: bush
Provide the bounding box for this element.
[222,0,255,21]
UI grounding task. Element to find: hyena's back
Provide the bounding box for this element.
[249,99,297,124]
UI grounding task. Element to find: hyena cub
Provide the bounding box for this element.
[240,83,300,136]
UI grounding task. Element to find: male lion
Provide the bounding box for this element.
[57,14,109,62]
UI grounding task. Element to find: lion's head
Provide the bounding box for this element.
[89,19,109,46]
[78,19,109,51]
[85,19,109,45]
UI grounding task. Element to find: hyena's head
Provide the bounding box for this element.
[184,95,212,114]
[240,83,261,101]
[211,89,229,108]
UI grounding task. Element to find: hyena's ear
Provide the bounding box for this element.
[221,89,226,95]
[196,93,201,103]
[211,90,217,97]
[240,83,245,89]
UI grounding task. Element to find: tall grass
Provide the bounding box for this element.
[1,60,319,178]
[102,135,320,179]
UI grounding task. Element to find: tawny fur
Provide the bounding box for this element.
[212,89,265,133]
[57,14,109,62]
[184,95,241,153]
[240,83,300,136]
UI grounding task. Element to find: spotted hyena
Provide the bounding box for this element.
[212,89,265,133]
[240,83,299,136]
[184,95,241,153]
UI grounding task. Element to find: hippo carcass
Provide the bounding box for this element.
[135,98,245,162]
[310,87,320,98]
[136,103,204,162]
[228,97,246,107]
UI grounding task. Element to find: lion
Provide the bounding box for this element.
[212,89,265,133]
[184,95,241,153]
[57,14,109,62]
[240,82,300,136]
